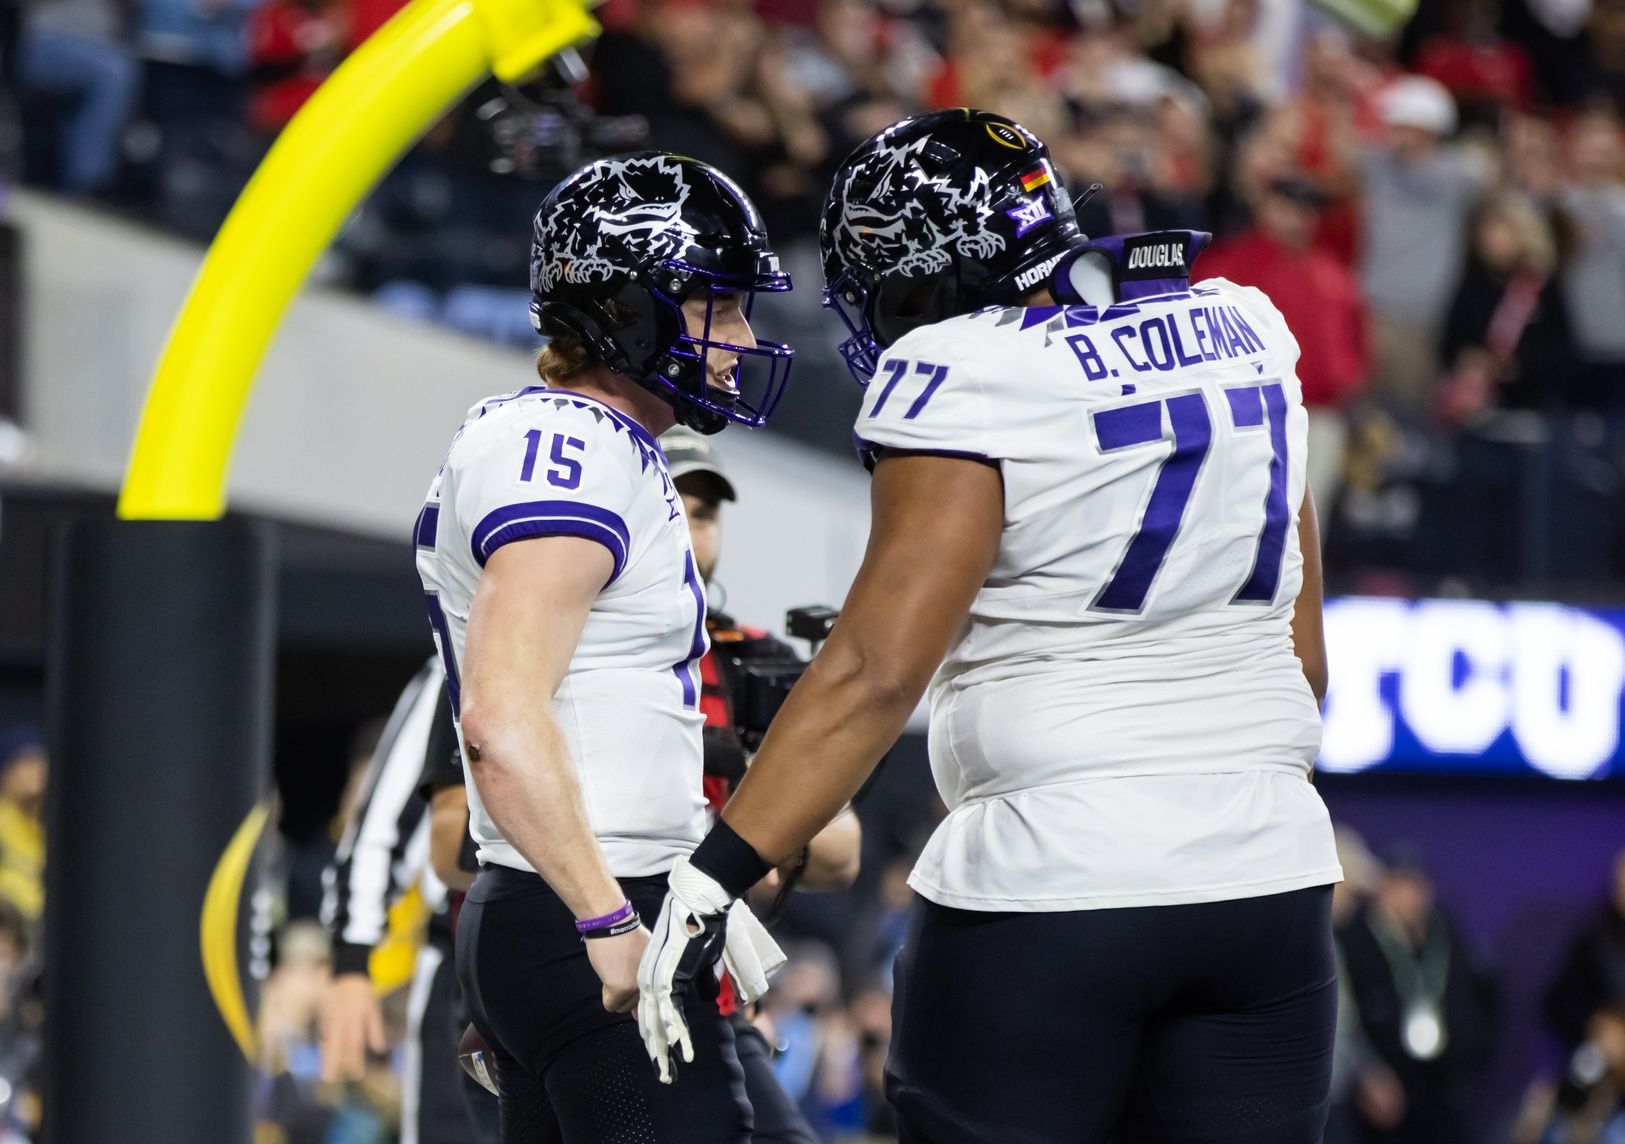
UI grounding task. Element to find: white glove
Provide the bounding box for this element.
[636,855,734,1084]
[721,898,786,1005]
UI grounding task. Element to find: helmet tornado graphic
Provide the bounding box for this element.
[821,110,1091,383]
[531,153,794,434]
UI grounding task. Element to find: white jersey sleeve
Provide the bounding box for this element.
[451,406,637,583]
[854,323,1005,460]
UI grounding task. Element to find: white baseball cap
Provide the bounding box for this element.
[659,425,736,502]
[1379,75,1458,137]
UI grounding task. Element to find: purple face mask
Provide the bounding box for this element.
[651,259,796,427]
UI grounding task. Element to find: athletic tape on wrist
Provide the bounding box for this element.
[690,819,773,899]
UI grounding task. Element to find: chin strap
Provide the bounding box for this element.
[1051,229,1213,306]
[674,397,728,436]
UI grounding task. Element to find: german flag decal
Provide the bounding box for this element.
[1020,165,1052,192]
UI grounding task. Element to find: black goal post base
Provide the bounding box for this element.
[45,518,275,1144]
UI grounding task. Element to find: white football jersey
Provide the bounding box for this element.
[416,386,709,877]
[858,277,1341,911]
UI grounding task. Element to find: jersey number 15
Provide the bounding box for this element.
[1091,382,1289,614]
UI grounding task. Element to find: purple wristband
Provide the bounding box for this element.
[575,900,636,935]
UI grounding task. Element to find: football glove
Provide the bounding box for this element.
[636,855,786,1083]
[721,897,786,1004]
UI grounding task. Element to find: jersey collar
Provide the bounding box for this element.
[532,387,664,455]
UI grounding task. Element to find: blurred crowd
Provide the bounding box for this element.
[0,710,1621,1141]
[259,807,1625,1144]
[0,729,46,1143]
[6,0,1625,1138]
[235,710,1625,1144]
[10,0,1625,587]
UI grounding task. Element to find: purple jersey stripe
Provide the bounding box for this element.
[1118,279,1191,302]
[852,435,995,472]
[476,517,629,584]
[471,501,631,582]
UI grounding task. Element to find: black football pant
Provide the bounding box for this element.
[733,1020,818,1144]
[888,885,1337,1144]
[457,866,752,1144]
[405,935,501,1144]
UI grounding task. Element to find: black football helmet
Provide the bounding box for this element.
[820,109,1094,383]
[530,152,794,433]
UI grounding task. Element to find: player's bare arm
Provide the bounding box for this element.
[427,784,475,893]
[1291,490,1328,704]
[672,426,864,896]
[795,805,862,891]
[722,451,1002,865]
[637,452,1000,1077]
[459,534,646,1011]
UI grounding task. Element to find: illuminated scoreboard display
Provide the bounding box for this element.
[1320,598,1625,780]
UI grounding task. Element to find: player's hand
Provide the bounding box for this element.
[586,925,650,1014]
[637,855,735,1083]
[319,972,386,1083]
[1356,1063,1407,1128]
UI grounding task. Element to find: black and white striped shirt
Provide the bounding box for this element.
[321,659,447,977]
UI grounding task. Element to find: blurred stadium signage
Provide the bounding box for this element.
[1321,598,1625,780]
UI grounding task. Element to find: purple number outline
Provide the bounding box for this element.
[1091,392,1213,613]
[1089,383,1293,614]
[670,550,707,708]
[519,428,543,483]
[869,359,909,418]
[422,591,462,718]
[547,434,586,490]
[903,362,950,420]
[870,359,951,420]
[1226,382,1291,604]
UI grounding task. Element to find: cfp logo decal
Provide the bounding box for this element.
[833,135,1007,277]
[538,155,697,292]
[984,121,1030,150]
[1006,194,1052,238]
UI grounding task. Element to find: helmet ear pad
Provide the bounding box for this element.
[536,277,728,434]
[536,276,683,379]
[602,275,684,379]
[866,258,1007,349]
[868,273,951,349]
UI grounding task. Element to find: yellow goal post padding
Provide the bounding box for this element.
[118,0,599,521]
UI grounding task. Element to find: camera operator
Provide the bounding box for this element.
[1513,1002,1625,1144]
[663,425,861,1144]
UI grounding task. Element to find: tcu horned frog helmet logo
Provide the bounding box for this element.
[536,155,699,293]
[833,136,1007,277]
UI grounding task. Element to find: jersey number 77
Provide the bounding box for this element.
[1091,382,1290,614]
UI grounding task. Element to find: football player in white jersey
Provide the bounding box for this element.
[638,111,1343,1142]
[415,153,793,1143]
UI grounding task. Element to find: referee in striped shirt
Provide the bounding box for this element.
[319,658,498,1143]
